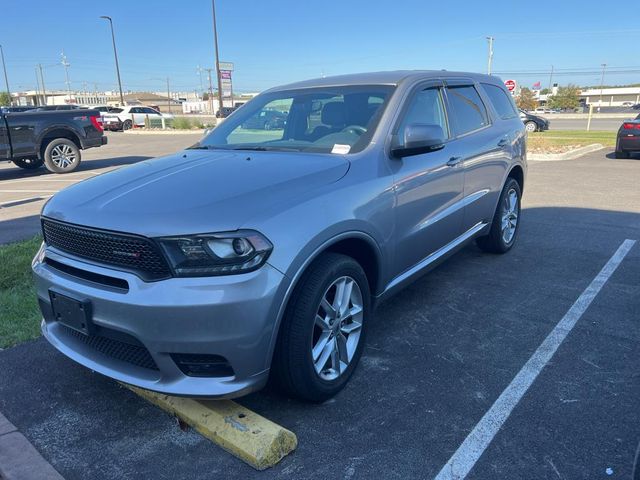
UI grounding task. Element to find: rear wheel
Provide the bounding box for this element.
[12,158,44,170]
[524,121,537,133]
[273,253,370,402]
[476,177,522,254]
[615,150,630,159]
[43,138,81,174]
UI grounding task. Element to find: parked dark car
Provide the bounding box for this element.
[632,104,640,110]
[519,109,549,132]
[241,109,287,130]
[615,114,640,158]
[28,105,82,112]
[216,106,238,118]
[0,106,37,114]
[0,110,107,173]
[33,71,526,401]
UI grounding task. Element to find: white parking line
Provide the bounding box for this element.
[0,195,50,207]
[434,239,636,480]
[0,189,59,193]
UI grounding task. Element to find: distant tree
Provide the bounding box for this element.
[539,88,550,95]
[516,87,537,111]
[0,91,11,106]
[202,92,209,101]
[547,84,580,110]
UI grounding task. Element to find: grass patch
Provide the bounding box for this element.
[528,130,616,152]
[0,236,43,348]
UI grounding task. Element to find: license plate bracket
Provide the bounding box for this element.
[49,289,94,335]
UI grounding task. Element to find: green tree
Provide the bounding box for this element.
[0,91,11,106]
[516,87,537,111]
[547,84,580,111]
[539,88,550,95]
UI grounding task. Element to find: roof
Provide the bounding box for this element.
[268,70,500,91]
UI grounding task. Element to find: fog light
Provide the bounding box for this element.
[171,353,234,378]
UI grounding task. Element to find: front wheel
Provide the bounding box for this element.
[524,121,537,133]
[122,119,133,131]
[273,253,370,402]
[43,138,81,174]
[476,177,522,253]
[13,158,44,170]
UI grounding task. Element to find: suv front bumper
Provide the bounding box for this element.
[33,245,287,398]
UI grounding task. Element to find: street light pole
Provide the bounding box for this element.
[598,63,607,112]
[486,36,494,75]
[211,0,224,113]
[38,64,47,106]
[0,45,12,105]
[166,77,172,114]
[100,15,125,106]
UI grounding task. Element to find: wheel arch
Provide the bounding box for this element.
[507,164,525,192]
[38,127,81,158]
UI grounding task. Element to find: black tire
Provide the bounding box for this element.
[122,119,133,131]
[615,150,630,159]
[12,158,44,170]
[43,138,81,174]
[524,121,537,133]
[476,177,522,254]
[272,253,370,402]
[263,121,272,130]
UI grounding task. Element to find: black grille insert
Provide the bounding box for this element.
[59,325,159,371]
[42,217,171,280]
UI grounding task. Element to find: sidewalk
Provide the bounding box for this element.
[0,412,64,480]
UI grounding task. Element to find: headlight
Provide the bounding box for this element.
[158,230,273,277]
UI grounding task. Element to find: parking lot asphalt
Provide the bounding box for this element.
[0,143,639,479]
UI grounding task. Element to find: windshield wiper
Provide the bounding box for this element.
[231,146,300,152]
[187,145,228,150]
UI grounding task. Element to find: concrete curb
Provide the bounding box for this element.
[529,143,604,162]
[127,385,297,470]
[0,412,64,480]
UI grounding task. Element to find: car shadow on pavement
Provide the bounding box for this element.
[605,151,640,160]
[0,215,41,244]
[0,156,151,182]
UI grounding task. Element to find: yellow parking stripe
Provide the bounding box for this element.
[126,385,297,470]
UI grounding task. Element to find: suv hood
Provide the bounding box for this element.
[43,149,349,236]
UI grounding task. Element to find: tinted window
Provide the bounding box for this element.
[398,87,448,138]
[446,85,489,134]
[481,83,517,119]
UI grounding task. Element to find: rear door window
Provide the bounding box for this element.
[481,83,518,120]
[446,85,489,135]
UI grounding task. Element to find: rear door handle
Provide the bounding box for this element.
[497,137,509,147]
[447,156,462,167]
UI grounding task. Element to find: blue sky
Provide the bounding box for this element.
[1,0,639,94]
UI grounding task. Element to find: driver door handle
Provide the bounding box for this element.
[497,137,509,147]
[447,156,462,167]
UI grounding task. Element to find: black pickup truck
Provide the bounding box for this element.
[0,110,107,173]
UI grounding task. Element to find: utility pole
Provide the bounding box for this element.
[211,0,223,112]
[486,36,494,75]
[548,65,554,93]
[38,64,47,106]
[598,63,607,112]
[205,68,214,114]
[34,67,41,106]
[0,45,11,105]
[166,77,172,113]
[61,51,72,103]
[100,16,125,106]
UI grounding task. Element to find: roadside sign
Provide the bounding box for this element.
[504,79,517,92]
[218,62,234,71]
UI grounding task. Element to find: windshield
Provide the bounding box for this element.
[198,85,395,154]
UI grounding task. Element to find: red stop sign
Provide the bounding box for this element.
[504,79,516,92]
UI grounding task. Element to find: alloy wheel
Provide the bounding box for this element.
[501,188,519,244]
[311,276,364,381]
[50,144,77,169]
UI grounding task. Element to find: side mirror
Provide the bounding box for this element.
[391,124,446,158]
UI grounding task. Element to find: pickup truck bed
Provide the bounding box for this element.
[0,109,107,173]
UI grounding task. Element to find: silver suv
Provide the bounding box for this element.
[33,71,526,402]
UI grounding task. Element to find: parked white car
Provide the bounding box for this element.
[102,106,174,131]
